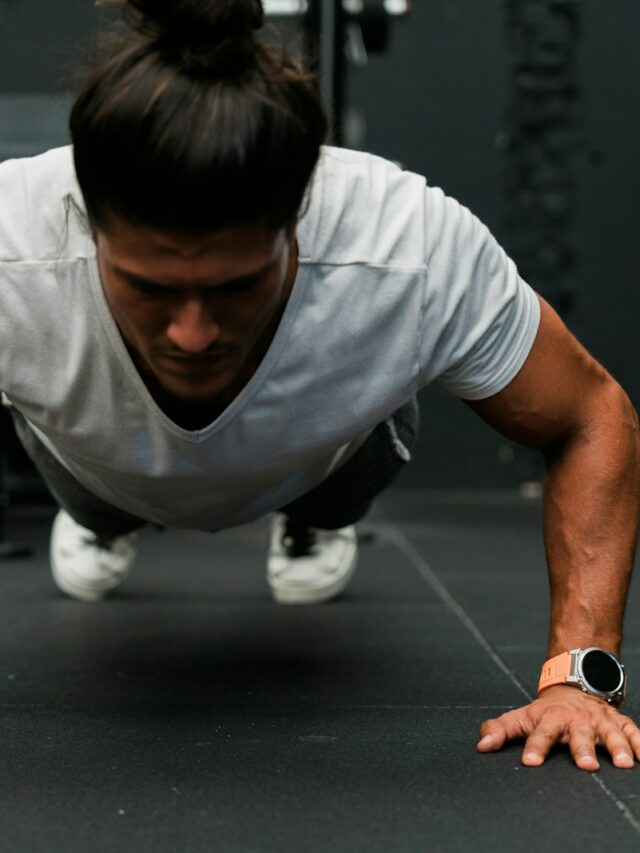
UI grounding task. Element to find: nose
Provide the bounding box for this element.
[165,297,222,354]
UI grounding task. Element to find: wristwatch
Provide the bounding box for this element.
[538,647,627,706]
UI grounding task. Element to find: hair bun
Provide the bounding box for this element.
[123,0,264,47]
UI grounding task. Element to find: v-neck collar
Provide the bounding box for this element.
[87,240,310,444]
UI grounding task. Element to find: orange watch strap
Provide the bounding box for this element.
[538,651,572,693]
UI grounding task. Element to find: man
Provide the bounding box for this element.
[1,0,638,772]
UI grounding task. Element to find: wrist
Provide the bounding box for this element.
[538,647,627,707]
[547,636,621,659]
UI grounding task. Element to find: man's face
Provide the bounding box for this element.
[95,218,297,403]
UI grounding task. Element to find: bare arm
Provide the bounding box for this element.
[465,294,640,770]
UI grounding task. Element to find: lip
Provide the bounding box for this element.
[160,352,232,372]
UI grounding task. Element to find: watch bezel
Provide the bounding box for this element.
[575,647,625,700]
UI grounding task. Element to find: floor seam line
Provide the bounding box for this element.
[384,521,531,701]
[385,517,640,838]
[590,774,640,834]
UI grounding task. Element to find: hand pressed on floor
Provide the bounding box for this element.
[477,684,640,771]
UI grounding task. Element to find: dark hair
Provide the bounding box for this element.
[69,0,328,237]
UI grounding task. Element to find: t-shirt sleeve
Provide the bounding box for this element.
[418,186,541,400]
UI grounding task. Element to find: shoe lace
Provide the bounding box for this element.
[82,534,116,552]
[281,518,317,558]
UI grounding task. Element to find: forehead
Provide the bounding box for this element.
[97,218,286,282]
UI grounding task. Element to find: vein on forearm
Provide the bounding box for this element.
[542,384,640,657]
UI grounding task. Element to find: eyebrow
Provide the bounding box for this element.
[111,261,273,290]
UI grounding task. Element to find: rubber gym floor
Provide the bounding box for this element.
[1,489,639,852]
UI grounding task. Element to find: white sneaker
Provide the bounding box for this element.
[49,509,138,602]
[267,514,358,604]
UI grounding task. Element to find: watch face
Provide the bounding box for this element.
[581,649,623,694]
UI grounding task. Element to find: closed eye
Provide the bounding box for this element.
[129,280,178,297]
[217,275,264,294]
[124,273,266,297]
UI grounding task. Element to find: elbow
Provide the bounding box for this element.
[599,378,639,440]
[543,377,640,466]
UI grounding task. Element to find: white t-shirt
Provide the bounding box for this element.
[0,145,540,530]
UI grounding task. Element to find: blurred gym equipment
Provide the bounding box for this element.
[265,0,411,144]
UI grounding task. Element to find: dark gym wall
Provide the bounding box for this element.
[1,1,638,491]
[0,0,103,91]
[575,1,640,399]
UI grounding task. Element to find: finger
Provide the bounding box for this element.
[478,711,531,752]
[522,720,565,767]
[599,721,634,769]
[477,718,507,752]
[617,716,640,762]
[568,724,600,772]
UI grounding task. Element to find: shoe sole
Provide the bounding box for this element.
[269,551,358,605]
[50,552,119,602]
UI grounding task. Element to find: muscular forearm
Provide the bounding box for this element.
[542,381,640,657]
[475,299,640,770]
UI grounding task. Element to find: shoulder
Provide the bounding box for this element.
[299,147,428,269]
[0,146,90,263]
